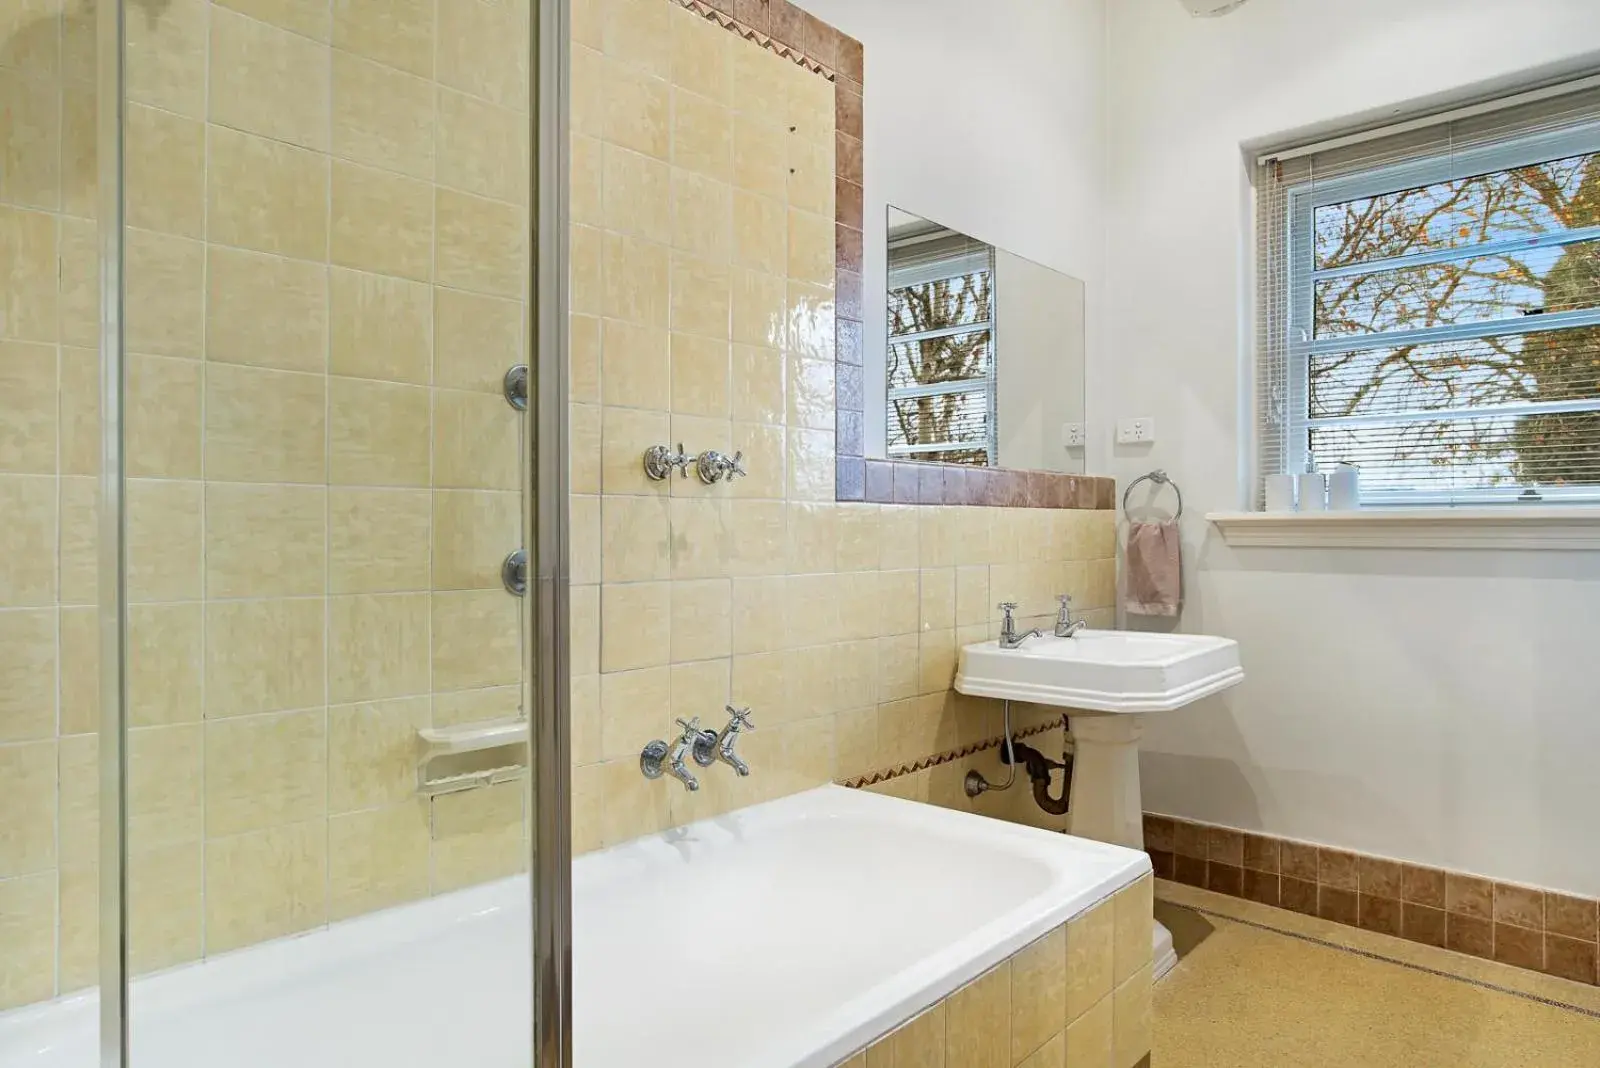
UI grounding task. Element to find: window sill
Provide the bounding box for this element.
[1206,507,1600,550]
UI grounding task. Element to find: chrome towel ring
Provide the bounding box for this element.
[1123,469,1183,520]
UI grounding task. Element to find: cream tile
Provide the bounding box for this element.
[785,502,836,574]
[431,779,526,891]
[571,496,601,585]
[599,405,670,496]
[1114,875,1155,984]
[204,821,327,953]
[787,281,836,362]
[785,574,840,648]
[669,252,731,341]
[571,132,603,226]
[0,475,55,606]
[596,755,670,846]
[206,247,328,373]
[787,427,835,501]
[434,388,521,490]
[945,961,1011,1068]
[570,223,604,315]
[1067,898,1117,1021]
[603,231,670,327]
[732,112,787,200]
[920,568,956,633]
[1018,1031,1064,1068]
[332,51,434,180]
[217,0,330,39]
[0,342,55,474]
[0,873,55,1010]
[956,566,992,627]
[599,665,672,761]
[432,589,521,691]
[438,88,529,204]
[726,499,786,577]
[787,208,835,287]
[729,422,784,500]
[671,333,730,417]
[434,489,521,592]
[571,583,600,676]
[126,0,208,118]
[0,206,58,343]
[333,0,434,78]
[432,686,521,729]
[206,364,327,484]
[204,598,325,718]
[436,0,528,110]
[207,125,328,261]
[205,709,327,837]
[670,497,731,580]
[127,724,205,850]
[59,353,97,478]
[330,489,432,593]
[730,34,787,120]
[601,320,671,409]
[436,289,524,392]
[787,355,835,431]
[0,609,54,742]
[667,3,730,102]
[1013,926,1069,1065]
[600,582,671,673]
[866,1003,945,1068]
[669,658,729,726]
[329,268,432,385]
[126,354,202,479]
[605,144,671,243]
[126,229,204,359]
[603,56,668,159]
[732,189,785,274]
[330,377,432,487]
[331,162,433,282]
[670,578,731,662]
[572,405,602,495]
[731,267,786,349]
[437,188,527,298]
[58,607,98,736]
[329,593,432,702]
[603,0,671,78]
[0,63,60,211]
[128,602,204,728]
[730,577,785,655]
[570,45,604,140]
[877,570,921,637]
[787,136,834,217]
[0,740,55,877]
[328,801,432,920]
[1112,966,1153,1068]
[127,478,201,602]
[673,88,732,183]
[126,103,204,238]
[730,344,784,425]
[61,841,204,987]
[210,6,330,151]
[205,483,326,598]
[329,697,432,812]
[838,572,882,642]
[1065,994,1113,1068]
[571,673,601,764]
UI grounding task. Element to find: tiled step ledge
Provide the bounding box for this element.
[1143,812,1600,988]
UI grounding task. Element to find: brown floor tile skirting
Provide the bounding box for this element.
[1144,813,1600,988]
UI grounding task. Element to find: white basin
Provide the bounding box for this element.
[954,630,1243,713]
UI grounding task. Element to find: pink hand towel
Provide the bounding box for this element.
[1126,520,1182,617]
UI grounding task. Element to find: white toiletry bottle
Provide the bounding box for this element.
[1328,462,1360,510]
[1297,462,1327,512]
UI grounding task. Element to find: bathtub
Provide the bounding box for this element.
[0,785,1150,1068]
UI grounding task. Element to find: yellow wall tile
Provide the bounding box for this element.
[434,388,522,490]
[436,288,525,392]
[205,483,327,598]
[1067,899,1117,1021]
[206,247,329,373]
[1065,993,1113,1067]
[732,112,788,201]
[600,582,671,673]
[128,603,204,727]
[330,489,432,593]
[0,67,61,213]
[670,497,730,580]
[57,607,98,737]
[1012,926,1069,1065]
[204,709,327,837]
[204,598,326,718]
[787,208,835,287]
[432,589,521,691]
[434,490,522,591]
[330,377,433,487]
[332,51,435,180]
[726,499,786,577]
[204,820,327,953]
[431,779,525,891]
[437,187,528,298]
[604,143,672,244]
[436,0,529,110]
[946,961,1012,1068]
[602,494,671,583]
[126,354,202,479]
[0,206,59,342]
[598,664,672,760]
[599,405,670,496]
[217,0,331,41]
[124,229,204,359]
[600,320,670,410]
[730,345,783,425]
[572,405,603,495]
[667,4,729,101]
[603,231,670,327]
[596,754,670,846]
[1113,875,1155,984]
[126,478,202,602]
[328,697,433,812]
[126,0,207,118]
[0,740,56,877]
[328,802,432,919]
[209,6,331,152]
[437,88,530,204]
[0,341,56,474]
[329,593,432,702]
[670,577,731,662]
[0,609,55,743]
[730,36,787,121]
[330,268,432,385]
[1112,966,1153,1068]
[433,686,521,729]
[603,56,669,159]
[673,89,732,183]
[332,162,435,282]
[56,477,96,607]
[0,475,55,606]
[58,78,95,219]
[787,136,834,217]
[0,873,56,1010]
[787,427,834,501]
[59,355,98,477]
[205,363,327,484]
[125,103,204,238]
[787,281,836,362]
[732,189,785,275]
[333,0,434,78]
[207,125,328,260]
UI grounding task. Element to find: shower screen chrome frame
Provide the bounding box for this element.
[93,2,575,1063]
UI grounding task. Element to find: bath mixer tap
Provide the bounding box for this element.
[640,717,716,791]
[695,449,747,485]
[1054,594,1087,638]
[643,443,691,481]
[997,602,1043,650]
[711,705,756,776]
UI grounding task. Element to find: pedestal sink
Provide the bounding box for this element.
[954,629,1243,979]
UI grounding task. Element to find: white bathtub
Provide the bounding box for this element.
[0,785,1149,1068]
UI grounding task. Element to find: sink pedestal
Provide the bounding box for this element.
[1065,715,1145,850]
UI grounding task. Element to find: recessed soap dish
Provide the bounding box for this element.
[417,719,529,796]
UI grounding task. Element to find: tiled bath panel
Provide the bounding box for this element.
[567,0,1118,854]
[0,0,532,1009]
[840,874,1155,1068]
[1145,814,1600,988]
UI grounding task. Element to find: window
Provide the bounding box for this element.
[1257,85,1600,505]
[886,224,997,466]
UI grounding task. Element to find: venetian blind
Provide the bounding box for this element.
[1256,79,1600,506]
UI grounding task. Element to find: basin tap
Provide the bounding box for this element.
[997,602,1043,650]
[1055,594,1087,638]
[640,717,716,791]
[712,705,756,776]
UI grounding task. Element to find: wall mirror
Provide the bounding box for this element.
[875,208,1087,474]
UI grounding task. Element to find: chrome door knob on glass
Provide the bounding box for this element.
[997,602,1043,650]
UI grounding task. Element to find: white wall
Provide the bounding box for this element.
[1105,0,1600,895]
[994,251,1087,473]
[792,0,1110,471]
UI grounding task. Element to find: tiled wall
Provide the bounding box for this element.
[1147,814,1600,988]
[566,0,1119,852]
[839,874,1155,1068]
[0,0,531,1010]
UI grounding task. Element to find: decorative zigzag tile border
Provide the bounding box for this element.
[835,721,1059,790]
[672,0,838,79]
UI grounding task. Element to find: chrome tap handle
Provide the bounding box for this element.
[713,705,755,777]
[1054,593,1087,638]
[725,450,747,481]
[724,704,755,732]
[643,443,690,481]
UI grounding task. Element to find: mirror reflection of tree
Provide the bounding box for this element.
[1310,149,1600,491]
[887,269,994,466]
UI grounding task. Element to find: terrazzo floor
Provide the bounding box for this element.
[1152,881,1600,1067]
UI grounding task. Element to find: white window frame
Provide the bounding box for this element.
[1282,121,1600,506]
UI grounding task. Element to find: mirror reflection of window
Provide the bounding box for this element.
[886,212,998,466]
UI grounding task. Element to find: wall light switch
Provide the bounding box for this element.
[1116,417,1156,444]
[1060,422,1086,448]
